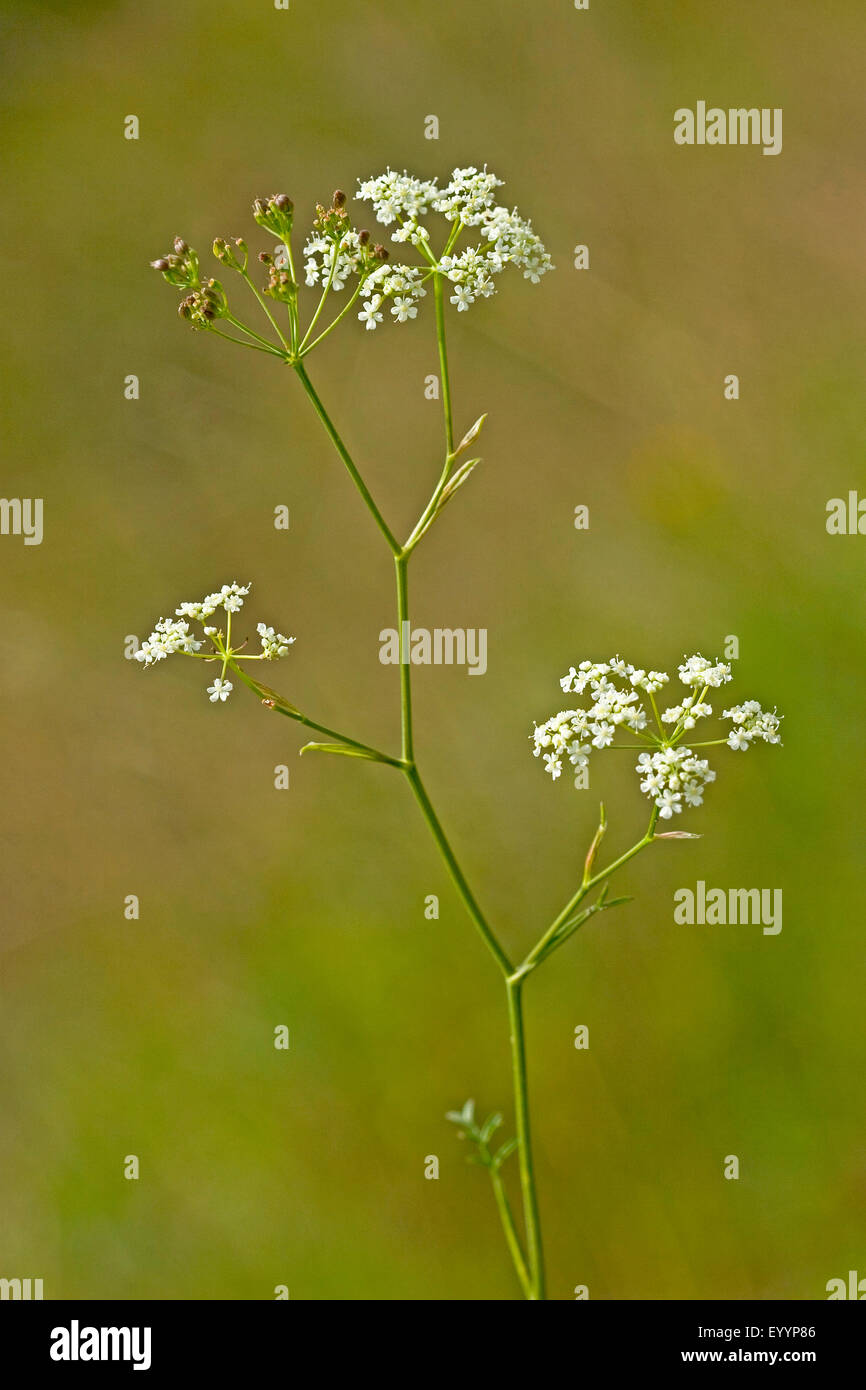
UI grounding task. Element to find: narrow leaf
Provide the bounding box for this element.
[480,1111,503,1143]
[299,741,391,763]
[440,455,480,505]
[492,1137,519,1170]
[453,413,487,458]
[654,830,702,840]
[246,677,301,716]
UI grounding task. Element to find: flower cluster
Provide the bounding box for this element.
[678,654,732,688]
[350,165,553,322]
[152,169,552,348]
[533,653,782,817]
[636,748,716,818]
[560,659,669,697]
[722,700,782,750]
[134,617,204,666]
[150,237,200,290]
[134,583,294,701]
[178,278,228,329]
[256,622,294,660]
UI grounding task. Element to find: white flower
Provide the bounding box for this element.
[257,622,295,660]
[207,679,233,702]
[358,295,383,330]
[568,739,591,767]
[390,295,417,322]
[591,722,615,749]
[450,285,474,311]
[727,728,751,751]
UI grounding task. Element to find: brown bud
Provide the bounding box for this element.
[273,194,293,213]
[151,258,170,271]
[173,237,188,255]
[373,243,389,261]
[332,189,346,208]
[358,229,370,245]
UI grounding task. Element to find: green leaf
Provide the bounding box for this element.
[452,413,487,458]
[492,1137,519,1170]
[437,456,481,509]
[480,1112,503,1143]
[299,741,391,763]
[240,675,301,716]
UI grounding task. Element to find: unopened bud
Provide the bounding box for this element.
[332,189,346,208]
[173,237,188,255]
[151,258,170,271]
[273,194,293,213]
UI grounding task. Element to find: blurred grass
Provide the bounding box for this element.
[0,0,864,1298]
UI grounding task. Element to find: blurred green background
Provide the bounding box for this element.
[1,0,864,1300]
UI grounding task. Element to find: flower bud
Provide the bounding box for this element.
[332,189,346,208]
[173,237,188,255]
[253,195,294,240]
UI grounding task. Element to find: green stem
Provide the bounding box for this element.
[395,556,414,764]
[520,807,660,975]
[293,361,401,556]
[290,309,544,1301]
[505,977,544,1299]
[403,764,512,977]
[298,280,366,357]
[433,273,454,454]
[238,274,291,353]
[207,326,285,357]
[298,250,338,351]
[489,1164,532,1299]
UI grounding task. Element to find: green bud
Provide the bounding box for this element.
[252,194,294,242]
